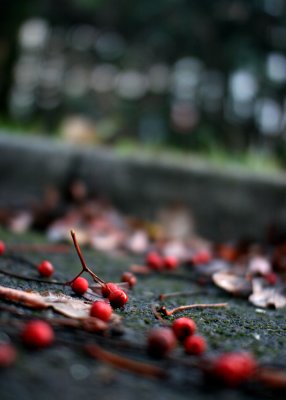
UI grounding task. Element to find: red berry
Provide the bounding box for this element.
[212,352,256,386]
[0,241,5,255]
[191,250,211,266]
[101,282,119,298]
[147,327,177,358]
[146,251,164,270]
[37,260,54,278]
[264,272,278,285]
[184,335,206,355]
[71,277,89,295]
[172,317,196,340]
[90,301,112,322]
[0,343,17,367]
[22,320,54,348]
[109,289,128,308]
[163,256,179,270]
[121,272,137,288]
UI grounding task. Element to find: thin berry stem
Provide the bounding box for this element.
[68,230,105,285]
[158,302,228,316]
[151,304,168,325]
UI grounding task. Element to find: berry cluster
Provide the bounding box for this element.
[66,230,129,309]
[144,248,213,274]
[146,252,179,271]
[147,317,206,357]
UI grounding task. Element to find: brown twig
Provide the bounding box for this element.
[86,344,167,379]
[67,230,105,286]
[255,367,286,389]
[151,304,168,325]
[158,302,228,316]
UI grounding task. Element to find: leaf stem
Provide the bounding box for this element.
[158,302,228,316]
[67,230,105,286]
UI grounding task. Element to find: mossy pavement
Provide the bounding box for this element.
[0,228,285,400]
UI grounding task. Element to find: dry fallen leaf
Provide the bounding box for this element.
[249,278,286,309]
[212,271,252,297]
[0,285,91,318]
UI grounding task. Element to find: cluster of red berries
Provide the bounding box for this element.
[145,248,213,273]
[71,277,128,309]
[66,230,129,309]
[146,252,179,271]
[147,317,206,357]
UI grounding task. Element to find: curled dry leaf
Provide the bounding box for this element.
[212,272,252,297]
[44,292,91,318]
[0,285,91,319]
[0,286,47,309]
[249,278,286,309]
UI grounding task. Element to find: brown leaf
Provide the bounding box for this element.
[0,285,91,318]
[45,293,91,318]
[0,286,47,309]
[212,272,252,296]
[249,278,286,309]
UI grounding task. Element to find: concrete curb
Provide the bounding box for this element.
[1,132,286,240]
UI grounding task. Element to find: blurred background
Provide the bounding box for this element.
[1,0,286,170]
